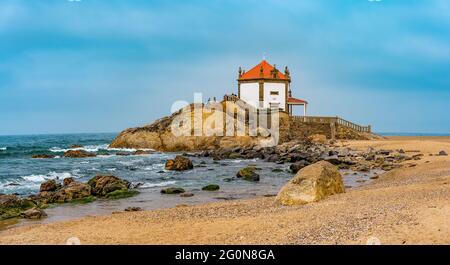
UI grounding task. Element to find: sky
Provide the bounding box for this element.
[0,0,449,135]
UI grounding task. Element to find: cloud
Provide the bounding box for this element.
[0,0,449,134]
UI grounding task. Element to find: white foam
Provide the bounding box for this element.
[0,171,81,193]
[0,147,6,150]
[143,163,164,171]
[49,144,109,153]
[22,172,76,183]
[22,174,47,183]
[140,181,176,188]
[49,144,154,153]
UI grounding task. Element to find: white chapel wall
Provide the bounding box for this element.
[240,83,260,108]
[263,82,286,110]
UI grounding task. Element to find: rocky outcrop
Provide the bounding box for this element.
[275,161,345,206]
[165,156,193,171]
[64,150,96,158]
[0,194,37,220]
[87,175,131,196]
[37,176,134,204]
[109,102,279,151]
[110,102,380,151]
[1,175,137,221]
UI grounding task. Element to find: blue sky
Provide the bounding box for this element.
[0,0,449,135]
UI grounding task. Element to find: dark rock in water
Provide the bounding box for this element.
[165,156,193,171]
[438,150,448,156]
[124,207,143,212]
[63,177,74,186]
[157,170,165,174]
[236,167,260,182]
[87,175,131,197]
[40,180,57,192]
[64,150,96,158]
[133,150,152,155]
[116,152,131,156]
[32,154,55,159]
[223,177,235,182]
[202,184,220,191]
[271,168,284,173]
[21,207,47,219]
[180,193,194,197]
[161,187,185,194]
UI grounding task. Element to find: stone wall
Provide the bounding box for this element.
[281,117,376,142]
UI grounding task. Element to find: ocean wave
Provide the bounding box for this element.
[49,144,154,153]
[22,172,76,182]
[0,171,80,194]
[140,181,176,188]
[143,163,165,171]
[0,147,6,151]
[49,144,109,153]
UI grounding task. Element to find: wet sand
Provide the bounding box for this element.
[1,136,449,245]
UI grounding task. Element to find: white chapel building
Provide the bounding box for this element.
[237,60,308,116]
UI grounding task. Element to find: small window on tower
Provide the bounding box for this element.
[270,91,279,95]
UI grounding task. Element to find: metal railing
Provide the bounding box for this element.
[291,116,371,133]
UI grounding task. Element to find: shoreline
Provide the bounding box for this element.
[1,136,449,244]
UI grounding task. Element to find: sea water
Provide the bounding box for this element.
[0,133,375,228]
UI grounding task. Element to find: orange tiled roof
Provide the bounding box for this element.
[239,60,289,80]
[287,97,308,104]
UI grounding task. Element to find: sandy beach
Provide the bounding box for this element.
[0,136,449,245]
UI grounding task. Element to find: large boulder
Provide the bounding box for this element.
[165,156,193,171]
[87,175,131,196]
[40,179,57,192]
[64,150,96,158]
[275,161,345,206]
[53,182,92,203]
